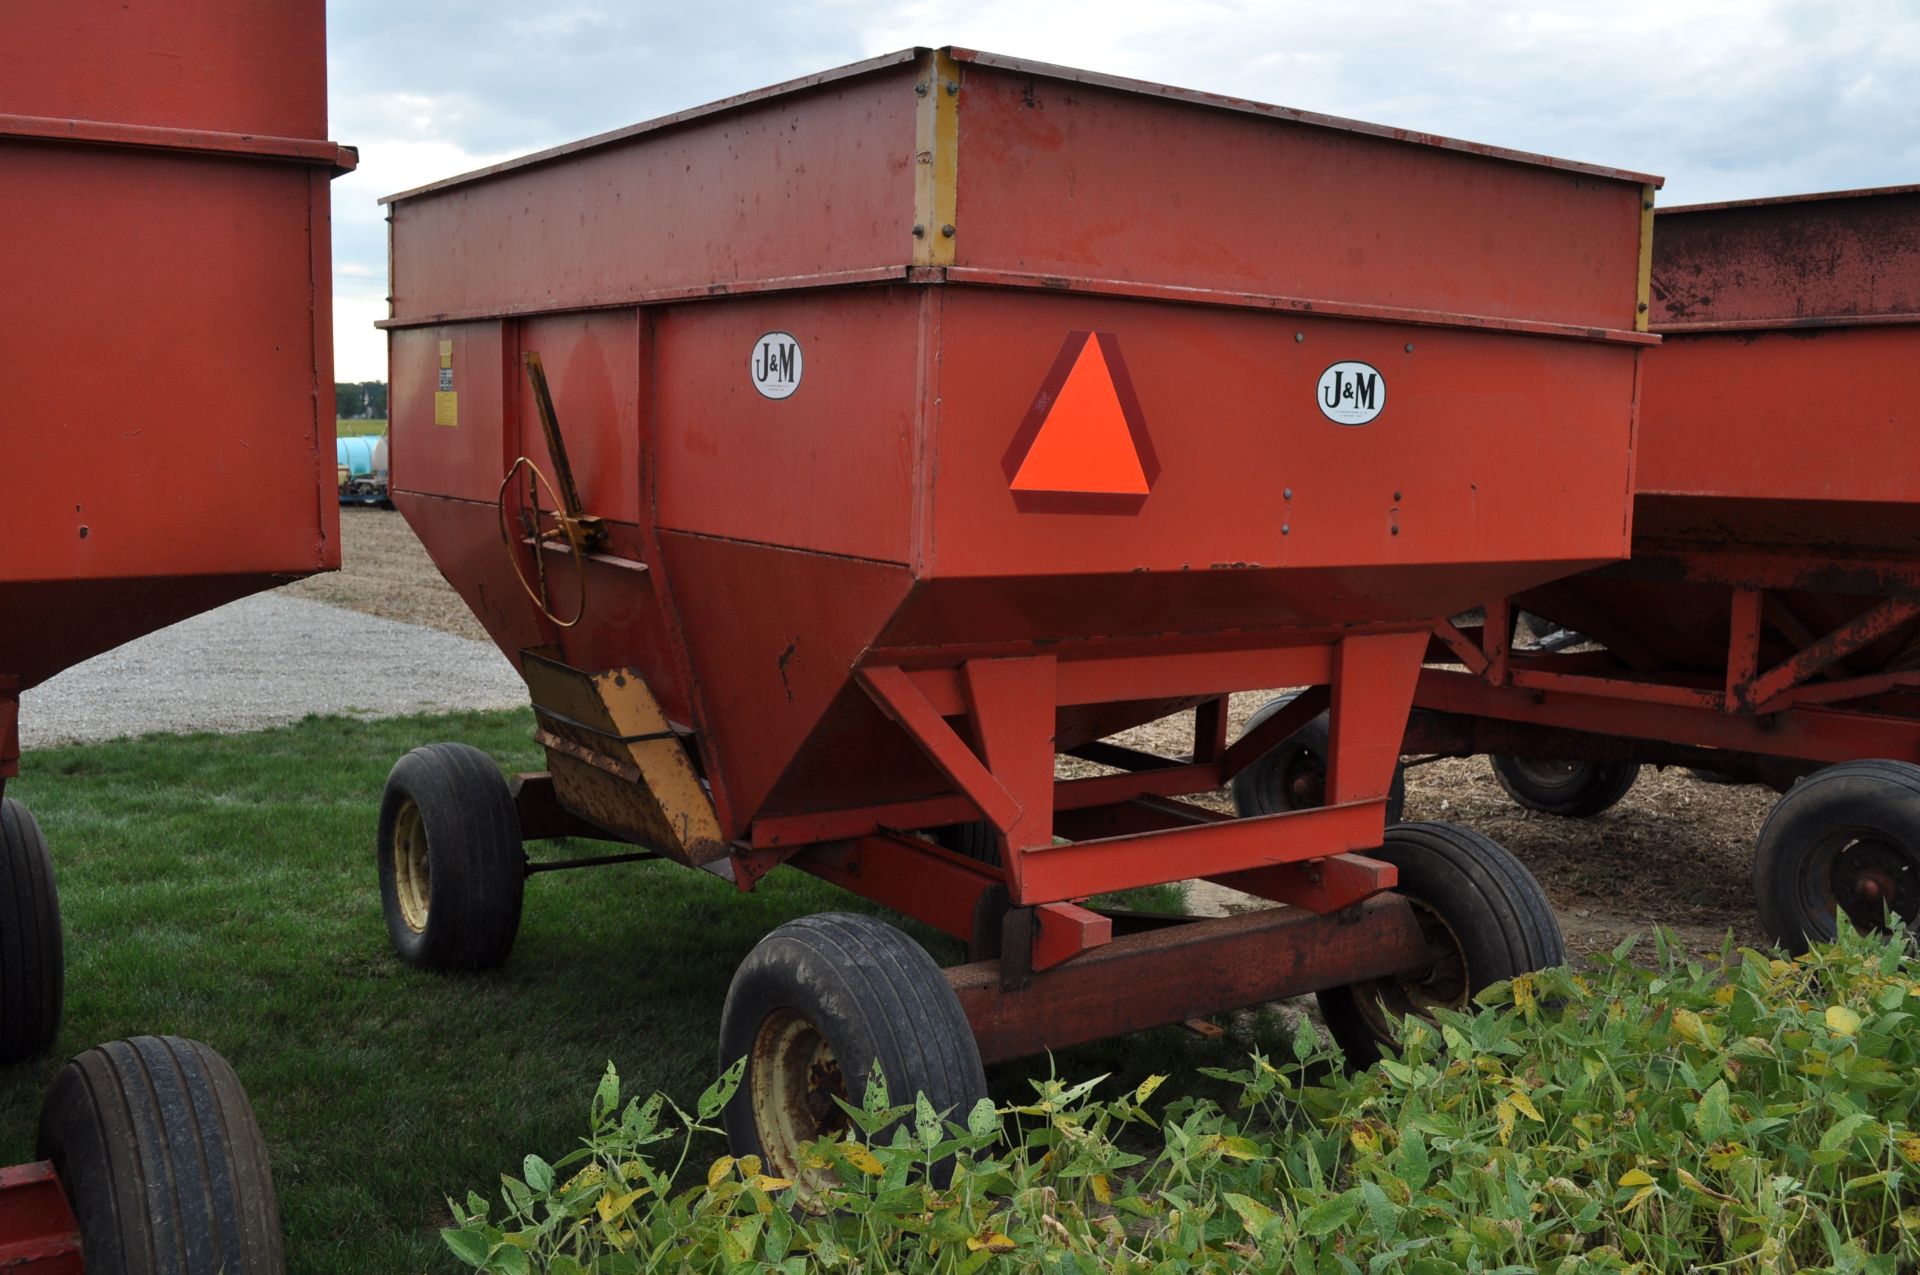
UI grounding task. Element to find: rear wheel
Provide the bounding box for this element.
[719,912,986,1187]
[39,1035,283,1273]
[1319,822,1565,1069]
[1489,754,1639,817]
[1752,760,1920,954]
[0,797,63,1064]
[1230,693,1406,823]
[377,743,525,971]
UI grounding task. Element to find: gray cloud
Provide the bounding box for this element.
[326,0,1919,378]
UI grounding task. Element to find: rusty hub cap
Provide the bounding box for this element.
[1279,749,1326,809]
[1348,900,1468,1045]
[750,1009,850,1186]
[1826,835,1918,933]
[392,799,432,934]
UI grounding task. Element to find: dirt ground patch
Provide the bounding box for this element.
[1108,699,1775,959]
[282,507,490,641]
[307,508,1778,957]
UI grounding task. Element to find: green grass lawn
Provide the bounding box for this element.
[337,418,388,437]
[1,710,1272,1272]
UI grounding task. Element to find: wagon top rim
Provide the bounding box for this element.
[378,44,1663,208]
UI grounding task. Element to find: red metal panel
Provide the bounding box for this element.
[1635,327,1920,548]
[0,1,327,138]
[382,64,923,324]
[1,1,349,707]
[391,323,513,505]
[651,291,920,562]
[0,1161,84,1272]
[949,56,1649,334]
[515,313,643,526]
[1652,187,1920,328]
[923,289,1638,599]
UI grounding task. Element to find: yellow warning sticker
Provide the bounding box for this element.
[435,339,456,425]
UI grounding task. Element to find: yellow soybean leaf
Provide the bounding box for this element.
[1826,1005,1861,1036]
[735,1155,762,1178]
[1220,1136,1261,1161]
[1896,1136,1920,1164]
[1512,973,1537,1014]
[841,1143,884,1176]
[1509,1091,1544,1123]
[1676,1169,1731,1201]
[1624,1185,1657,1212]
[598,1188,647,1222]
[1673,1009,1710,1045]
[1618,1169,1656,1188]
[1090,1174,1113,1205]
[967,1232,1017,1253]
[1350,1125,1380,1154]
[706,1156,735,1188]
[1135,1074,1167,1104]
[749,1175,792,1193]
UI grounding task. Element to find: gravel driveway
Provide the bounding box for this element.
[18,590,526,748]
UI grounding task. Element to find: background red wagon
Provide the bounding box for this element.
[1289,186,1920,953]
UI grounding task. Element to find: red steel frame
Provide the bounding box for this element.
[733,629,1427,975]
[1416,562,1920,777]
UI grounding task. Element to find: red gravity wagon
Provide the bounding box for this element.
[377,49,1656,1177]
[0,1,352,1267]
[1339,186,1920,953]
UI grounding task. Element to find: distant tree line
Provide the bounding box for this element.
[336,381,388,419]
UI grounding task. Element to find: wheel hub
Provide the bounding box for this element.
[751,1009,850,1186]
[392,800,431,933]
[1350,900,1468,1043]
[1828,836,1918,931]
[1283,752,1326,808]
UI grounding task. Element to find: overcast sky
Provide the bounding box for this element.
[324,0,1919,382]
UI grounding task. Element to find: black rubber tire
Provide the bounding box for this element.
[1318,821,1566,1070]
[38,1035,283,1274]
[1229,694,1406,824]
[377,743,525,971]
[1,797,63,1064]
[929,822,999,866]
[720,912,986,1183]
[1489,753,1639,817]
[1752,759,1920,955]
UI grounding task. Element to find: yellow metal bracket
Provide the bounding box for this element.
[912,49,962,268]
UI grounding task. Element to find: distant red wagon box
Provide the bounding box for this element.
[0,1,354,774]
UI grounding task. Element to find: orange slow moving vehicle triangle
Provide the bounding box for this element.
[1011,337,1147,494]
[1003,331,1158,513]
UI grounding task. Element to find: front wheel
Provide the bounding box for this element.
[1489,754,1639,817]
[719,912,986,1187]
[377,743,525,971]
[39,1036,284,1273]
[1318,822,1565,1069]
[1752,760,1920,954]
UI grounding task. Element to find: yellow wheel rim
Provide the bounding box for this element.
[392,799,431,933]
[750,1009,850,1189]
